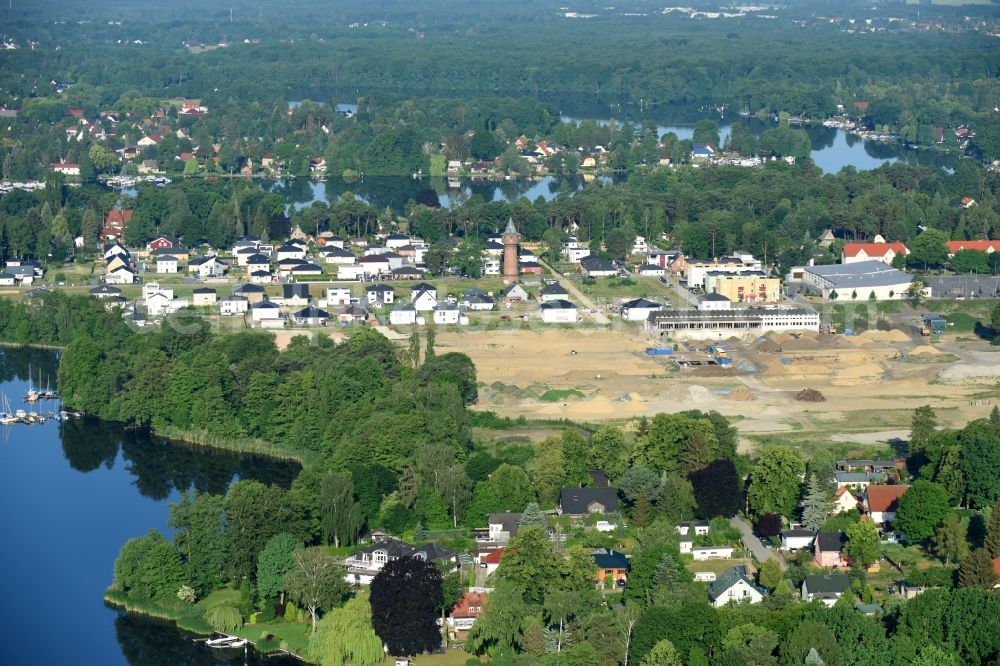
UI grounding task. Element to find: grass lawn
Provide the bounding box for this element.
[234,621,312,656]
[578,276,670,302]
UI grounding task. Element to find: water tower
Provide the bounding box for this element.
[501,217,520,285]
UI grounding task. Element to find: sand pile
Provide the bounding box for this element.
[910,345,942,356]
[795,388,826,402]
[754,337,782,353]
[847,329,909,345]
[727,386,757,401]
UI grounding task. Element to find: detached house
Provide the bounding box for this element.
[833,487,859,514]
[155,255,179,274]
[342,538,457,585]
[593,549,630,588]
[389,304,418,326]
[814,532,848,568]
[539,283,570,303]
[540,299,577,324]
[366,284,395,306]
[864,485,909,526]
[219,295,249,316]
[841,236,909,265]
[580,255,617,278]
[447,592,487,642]
[558,487,618,522]
[101,210,133,242]
[802,573,851,607]
[708,565,766,608]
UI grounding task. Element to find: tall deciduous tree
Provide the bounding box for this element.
[284,548,350,634]
[844,520,880,568]
[910,405,938,456]
[319,474,363,548]
[370,556,444,657]
[640,639,682,666]
[893,480,951,541]
[748,447,804,518]
[168,490,227,596]
[959,420,1000,508]
[257,532,301,603]
[932,512,969,565]
[588,425,629,481]
[497,525,557,604]
[308,589,384,666]
[113,530,190,603]
[690,460,742,519]
[465,580,528,656]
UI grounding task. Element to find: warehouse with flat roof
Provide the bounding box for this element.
[801,260,922,301]
[645,307,820,341]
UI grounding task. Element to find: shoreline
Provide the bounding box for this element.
[0,341,66,350]
[148,425,314,465]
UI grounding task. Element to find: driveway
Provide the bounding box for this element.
[536,258,609,324]
[730,516,786,570]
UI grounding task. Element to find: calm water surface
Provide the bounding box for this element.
[0,348,299,665]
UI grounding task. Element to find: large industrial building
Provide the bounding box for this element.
[645,307,820,341]
[801,260,921,301]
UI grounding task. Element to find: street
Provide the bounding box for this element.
[730,516,787,570]
[536,258,609,324]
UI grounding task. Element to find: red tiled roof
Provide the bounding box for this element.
[480,548,505,565]
[451,591,487,618]
[106,210,134,226]
[866,485,909,513]
[946,241,999,254]
[834,487,854,499]
[842,242,909,258]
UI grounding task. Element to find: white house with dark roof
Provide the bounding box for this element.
[411,286,438,312]
[802,573,851,607]
[155,255,179,274]
[321,245,356,264]
[540,299,577,323]
[389,304,418,326]
[433,303,461,325]
[580,255,617,278]
[219,295,249,316]
[621,298,662,322]
[251,300,284,325]
[275,244,307,262]
[558,487,618,520]
[342,537,457,586]
[539,282,569,303]
[708,565,766,608]
[366,284,395,306]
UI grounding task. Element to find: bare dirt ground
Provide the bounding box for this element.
[437,327,1000,452]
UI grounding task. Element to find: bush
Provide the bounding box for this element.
[284,601,300,623]
[259,600,278,623]
[257,636,281,654]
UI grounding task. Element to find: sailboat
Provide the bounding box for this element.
[0,394,18,425]
[24,364,38,403]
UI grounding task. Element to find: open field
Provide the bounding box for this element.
[438,322,1000,454]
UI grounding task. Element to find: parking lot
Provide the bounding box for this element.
[923,275,1000,298]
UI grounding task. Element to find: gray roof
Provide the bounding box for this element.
[559,487,618,515]
[540,283,569,295]
[234,283,265,293]
[581,255,615,271]
[804,260,912,288]
[502,217,520,237]
[816,532,847,552]
[782,529,816,538]
[192,287,216,294]
[709,564,765,601]
[488,512,522,536]
[541,299,576,310]
[90,284,121,294]
[699,292,732,302]
[622,298,661,309]
[156,255,178,262]
[283,283,310,299]
[803,573,851,595]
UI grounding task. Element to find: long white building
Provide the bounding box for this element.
[646,307,820,341]
[801,260,922,301]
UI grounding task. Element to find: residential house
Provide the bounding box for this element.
[460,292,495,311]
[188,255,227,278]
[155,255,179,274]
[325,287,352,307]
[366,284,395,306]
[389,304,418,326]
[864,485,909,526]
[290,262,323,277]
[621,298,662,322]
[191,287,217,306]
[520,261,542,275]
[233,283,267,305]
[708,565,766,608]
[637,263,666,277]
[138,159,159,174]
[276,244,307,262]
[485,513,522,545]
[562,238,591,263]
[781,530,816,552]
[90,284,122,299]
[50,162,80,176]
[0,272,14,286]
[679,533,693,554]
[691,144,716,159]
[101,210,134,242]
[219,295,249,316]
[385,233,411,250]
[433,304,461,325]
[249,270,272,284]
[321,245,356,264]
[835,472,881,490]
[835,459,904,475]
[244,253,271,273]
[558,487,618,521]
[339,304,370,324]
[479,548,504,577]
[802,574,851,607]
[291,306,330,326]
[154,245,189,262]
[502,282,529,303]
[593,549,630,587]
[676,521,711,537]
[692,546,735,561]
[277,258,308,276]
[945,240,1000,258]
[814,532,848,568]
[390,266,423,280]
[103,242,130,262]
[961,197,977,209]
[833,487,859,514]
[342,538,457,585]
[447,592,487,641]
[539,283,570,303]
[281,283,311,308]
[841,237,909,265]
[147,235,180,252]
[580,255,617,278]
[411,284,438,311]
[105,266,137,284]
[631,236,649,256]
[540,299,578,323]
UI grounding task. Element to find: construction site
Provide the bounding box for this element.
[436,325,1000,452]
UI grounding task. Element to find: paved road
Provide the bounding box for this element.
[536,258,609,324]
[730,516,787,570]
[666,275,699,308]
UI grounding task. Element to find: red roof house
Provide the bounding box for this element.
[447,592,487,640]
[101,210,134,242]
[841,238,909,265]
[864,485,909,525]
[945,240,1000,257]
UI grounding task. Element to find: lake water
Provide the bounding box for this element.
[0,348,299,665]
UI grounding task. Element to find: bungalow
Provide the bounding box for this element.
[291,262,323,277]
[539,283,570,303]
[251,300,284,326]
[593,548,630,587]
[781,530,816,552]
[282,283,311,308]
[520,261,543,275]
[802,573,851,607]
[814,532,848,568]
[833,487,859,514]
[219,295,249,316]
[90,284,122,299]
[155,255,179,274]
[342,538,456,585]
[580,255,617,278]
[864,485,909,526]
[637,263,666,277]
[191,287,217,307]
[320,246,356,264]
[558,487,618,520]
[621,298,662,322]
[291,306,330,327]
[339,304,370,324]
[447,592,487,642]
[433,304,461,325]
[233,283,266,305]
[147,235,180,252]
[708,565,766,608]
[502,282,529,303]
[389,304,418,326]
[835,472,880,490]
[51,161,81,176]
[390,266,423,280]
[841,237,909,265]
[692,546,735,561]
[366,284,395,306]
[540,299,578,324]
[250,270,273,284]
[460,292,495,311]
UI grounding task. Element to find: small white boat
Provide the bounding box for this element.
[205,635,242,648]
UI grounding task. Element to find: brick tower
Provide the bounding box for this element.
[501,217,520,285]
